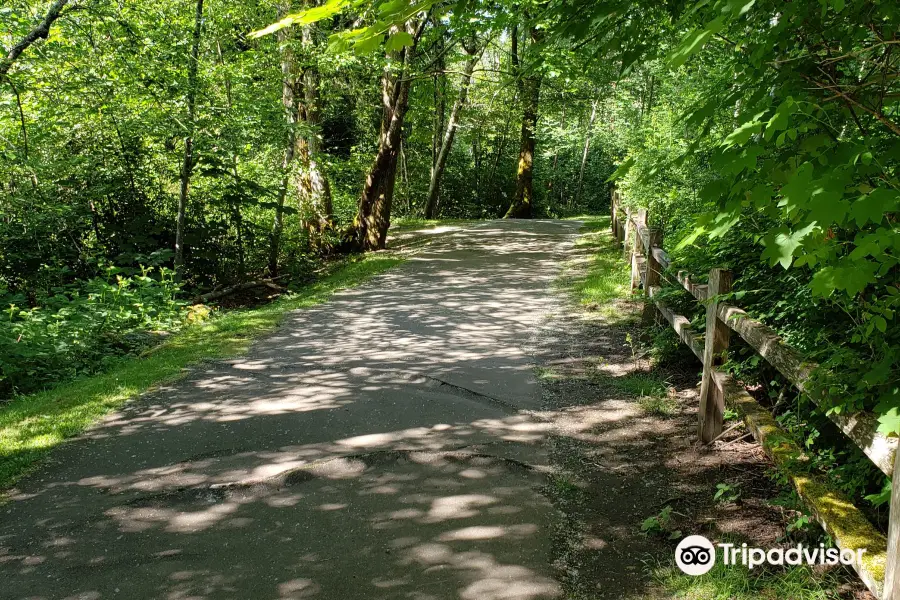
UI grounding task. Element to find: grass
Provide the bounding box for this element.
[650,558,847,600]
[611,372,668,397]
[637,393,678,416]
[603,371,678,416]
[563,215,632,319]
[0,255,402,492]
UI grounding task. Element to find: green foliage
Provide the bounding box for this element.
[0,267,187,399]
[640,505,681,540]
[649,322,696,367]
[786,514,813,537]
[638,393,678,417]
[864,478,892,508]
[714,482,741,504]
[566,216,632,315]
[2,0,897,550]
[579,0,898,514]
[612,372,668,399]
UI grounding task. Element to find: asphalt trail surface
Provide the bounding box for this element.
[0,219,580,600]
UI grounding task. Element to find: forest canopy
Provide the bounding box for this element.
[1,0,898,508]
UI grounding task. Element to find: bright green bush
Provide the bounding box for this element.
[599,1,900,513]
[0,266,187,399]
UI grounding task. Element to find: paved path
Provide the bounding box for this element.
[0,219,581,600]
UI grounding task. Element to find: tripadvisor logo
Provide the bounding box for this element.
[675,535,866,576]
[675,535,716,575]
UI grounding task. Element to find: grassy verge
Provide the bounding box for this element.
[0,255,402,492]
[615,373,678,416]
[650,559,847,600]
[563,215,632,318]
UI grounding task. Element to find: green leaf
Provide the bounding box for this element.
[748,183,774,208]
[384,30,414,52]
[723,119,763,147]
[811,260,879,297]
[778,162,814,215]
[683,98,717,127]
[878,407,900,437]
[327,33,351,53]
[864,479,890,507]
[667,17,725,68]
[606,157,635,182]
[849,229,892,260]
[807,197,848,228]
[354,32,385,54]
[851,188,899,226]
[378,0,408,15]
[250,0,351,37]
[760,222,816,269]
[764,98,794,141]
[676,225,708,249]
[724,0,756,17]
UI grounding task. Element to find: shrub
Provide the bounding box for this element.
[0,266,187,399]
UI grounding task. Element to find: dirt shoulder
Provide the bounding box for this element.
[533,217,872,600]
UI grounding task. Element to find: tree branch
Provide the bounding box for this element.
[5,77,29,160]
[801,73,900,137]
[0,0,71,79]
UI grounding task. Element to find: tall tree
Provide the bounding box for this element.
[297,22,333,233]
[429,30,447,209]
[268,0,300,276]
[423,36,481,219]
[504,21,543,219]
[573,96,598,206]
[174,0,205,279]
[354,18,428,250]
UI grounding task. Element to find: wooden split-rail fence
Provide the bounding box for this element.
[610,188,897,599]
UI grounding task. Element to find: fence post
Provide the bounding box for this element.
[698,268,732,443]
[623,207,632,254]
[885,458,900,599]
[617,196,625,244]
[611,190,618,237]
[630,210,646,293]
[642,229,663,323]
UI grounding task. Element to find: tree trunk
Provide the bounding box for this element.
[216,39,246,279]
[174,0,204,280]
[548,105,565,201]
[299,23,332,231]
[574,97,599,207]
[431,34,446,177]
[504,24,542,219]
[424,45,479,219]
[505,81,539,218]
[268,1,299,276]
[354,21,423,251]
[400,137,411,213]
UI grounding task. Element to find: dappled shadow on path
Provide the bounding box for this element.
[0,220,579,600]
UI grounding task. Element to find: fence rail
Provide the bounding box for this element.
[610,188,896,599]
